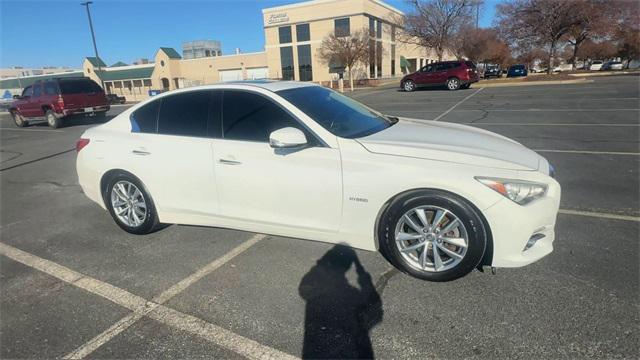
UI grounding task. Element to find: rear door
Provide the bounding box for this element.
[433,62,451,83]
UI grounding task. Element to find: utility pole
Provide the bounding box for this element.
[80,1,104,88]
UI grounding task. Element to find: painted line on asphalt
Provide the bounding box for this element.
[534,149,640,156]
[0,148,75,172]
[469,123,640,127]
[1,128,65,133]
[559,209,640,222]
[63,233,269,359]
[433,87,485,121]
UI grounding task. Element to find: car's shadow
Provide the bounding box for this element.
[396,86,475,93]
[298,244,384,359]
[23,114,117,129]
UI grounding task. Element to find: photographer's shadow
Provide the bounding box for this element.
[298,245,383,359]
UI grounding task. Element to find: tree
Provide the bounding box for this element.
[565,0,608,69]
[496,0,583,74]
[317,29,370,91]
[577,39,616,61]
[607,0,640,68]
[453,27,511,65]
[397,0,476,61]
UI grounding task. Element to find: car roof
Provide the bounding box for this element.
[215,80,317,92]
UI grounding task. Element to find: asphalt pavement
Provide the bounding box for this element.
[1,75,638,359]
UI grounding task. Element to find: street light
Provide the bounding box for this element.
[80,1,104,88]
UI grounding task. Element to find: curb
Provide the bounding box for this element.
[472,78,593,88]
[568,71,640,77]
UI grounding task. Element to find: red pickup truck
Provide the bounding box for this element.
[9,77,109,128]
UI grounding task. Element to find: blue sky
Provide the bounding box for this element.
[0,0,499,69]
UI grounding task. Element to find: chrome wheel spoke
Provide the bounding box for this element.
[111,180,147,227]
[432,210,447,229]
[436,242,463,259]
[439,219,459,236]
[400,241,427,253]
[415,208,430,228]
[396,232,422,242]
[421,245,429,269]
[441,236,466,248]
[432,244,443,271]
[403,214,422,233]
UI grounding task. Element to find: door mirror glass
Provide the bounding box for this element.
[269,127,307,148]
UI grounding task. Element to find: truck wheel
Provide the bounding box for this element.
[11,111,27,127]
[45,109,61,129]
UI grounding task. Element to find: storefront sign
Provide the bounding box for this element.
[268,13,289,25]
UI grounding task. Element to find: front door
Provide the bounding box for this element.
[415,64,435,86]
[213,90,342,232]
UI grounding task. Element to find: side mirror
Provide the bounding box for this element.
[269,127,307,149]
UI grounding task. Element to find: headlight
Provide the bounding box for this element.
[475,177,547,205]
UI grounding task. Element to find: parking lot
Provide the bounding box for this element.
[1,75,638,359]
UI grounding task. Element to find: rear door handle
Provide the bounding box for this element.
[218,159,242,165]
[132,150,151,156]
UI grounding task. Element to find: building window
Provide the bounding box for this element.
[376,42,382,77]
[160,60,165,67]
[296,23,310,42]
[369,17,375,37]
[376,20,382,39]
[297,45,313,81]
[280,46,294,80]
[391,25,396,42]
[279,26,292,44]
[369,39,375,78]
[143,79,152,87]
[391,45,396,76]
[334,18,350,37]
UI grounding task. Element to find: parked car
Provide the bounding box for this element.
[483,65,501,78]
[601,61,624,71]
[9,77,109,128]
[401,60,479,91]
[552,64,572,72]
[107,94,126,104]
[76,81,560,282]
[589,60,604,71]
[506,64,528,78]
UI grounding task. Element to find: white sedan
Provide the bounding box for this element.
[76,81,560,281]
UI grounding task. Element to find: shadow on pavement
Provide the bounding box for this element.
[298,245,383,359]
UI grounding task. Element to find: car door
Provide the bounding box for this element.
[125,90,219,217]
[18,86,36,117]
[212,89,342,232]
[30,83,46,117]
[433,62,450,83]
[415,64,435,85]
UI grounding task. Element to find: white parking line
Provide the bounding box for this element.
[534,149,640,156]
[559,209,640,222]
[433,87,485,121]
[0,236,294,360]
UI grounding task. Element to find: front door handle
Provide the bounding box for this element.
[218,159,242,165]
[132,150,151,156]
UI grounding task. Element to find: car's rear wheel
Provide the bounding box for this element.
[105,174,159,234]
[403,80,416,92]
[378,190,488,282]
[11,111,27,127]
[446,77,460,91]
[45,109,61,128]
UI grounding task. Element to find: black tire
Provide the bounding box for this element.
[105,173,159,235]
[378,189,488,282]
[446,77,460,91]
[45,109,61,129]
[461,83,471,89]
[11,111,27,127]
[403,79,416,92]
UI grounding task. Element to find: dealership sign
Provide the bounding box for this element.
[268,13,289,25]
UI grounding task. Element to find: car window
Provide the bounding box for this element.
[158,91,211,137]
[130,99,160,133]
[449,62,461,69]
[22,86,33,97]
[465,61,476,69]
[59,79,103,94]
[44,82,58,95]
[420,65,433,73]
[32,84,42,97]
[277,86,394,139]
[222,90,304,143]
[434,63,448,71]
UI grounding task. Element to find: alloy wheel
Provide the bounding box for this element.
[394,205,468,272]
[47,112,56,127]
[404,81,415,92]
[110,180,147,227]
[447,78,459,90]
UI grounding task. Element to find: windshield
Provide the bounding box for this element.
[277,86,395,138]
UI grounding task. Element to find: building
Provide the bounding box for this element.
[1,0,445,101]
[0,66,79,79]
[183,40,222,59]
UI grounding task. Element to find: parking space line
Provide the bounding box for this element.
[0,236,292,360]
[534,149,640,156]
[433,87,485,121]
[559,209,640,222]
[0,148,75,172]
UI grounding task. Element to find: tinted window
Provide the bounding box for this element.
[59,79,103,94]
[223,91,303,142]
[278,86,394,138]
[296,23,310,42]
[22,86,33,97]
[335,18,350,37]
[465,61,476,68]
[158,91,210,137]
[130,99,160,133]
[280,46,294,81]
[435,63,448,71]
[32,84,42,97]
[420,65,433,72]
[44,82,58,95]
[279,26,292,44]
[297,45,313,81]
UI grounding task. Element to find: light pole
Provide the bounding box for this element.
[80,1,104,88]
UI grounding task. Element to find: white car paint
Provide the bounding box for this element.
[77,82,561,270]
[589,61,604,71]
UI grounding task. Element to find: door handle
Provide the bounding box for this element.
[218,159,242,165]
[132,150,151,156]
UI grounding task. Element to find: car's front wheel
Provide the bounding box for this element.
[403,80,416,92]
[446,77,460,91]
[379,190,488,282]
[105,174,159,234]
[11,111,27,127]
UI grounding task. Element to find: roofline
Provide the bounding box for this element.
[262,0,403,15]
[0,71,83,82]
[101,64,155,71]
[180,51,266,62]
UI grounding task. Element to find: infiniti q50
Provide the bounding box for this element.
[76,81,560,282]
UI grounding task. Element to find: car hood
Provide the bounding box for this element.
[356,118,541,171]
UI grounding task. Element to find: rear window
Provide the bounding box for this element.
[58,79,103,94]
[465,61,476,68]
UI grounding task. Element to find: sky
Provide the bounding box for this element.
[0,0,499,69]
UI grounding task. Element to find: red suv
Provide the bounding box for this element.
[401,60,479,91]
[9,77,109,128]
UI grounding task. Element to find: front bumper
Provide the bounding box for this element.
[483,178,561,268]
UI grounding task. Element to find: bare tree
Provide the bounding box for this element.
[453,26,511,65]
[317,29,370,91]
[497,0,583,74]
[607,0,640,68]
[397,0,476,61]
[565,0,608,69]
